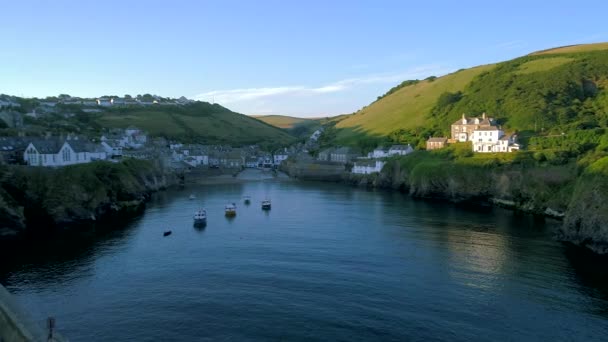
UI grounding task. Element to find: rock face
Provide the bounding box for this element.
[559,157,608,253]
[0,159,175,241]
[285,155,608,254]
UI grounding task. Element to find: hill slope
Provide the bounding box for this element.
[333,42,608,147]
[253,115,314,129]
[96,103,295,146]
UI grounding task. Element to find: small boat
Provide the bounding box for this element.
[243,196,251,205]
[225,203,237,217]
[193,208,207,225]
[189,194,196,200]
[261,199,271,210]
[163,230,172,237]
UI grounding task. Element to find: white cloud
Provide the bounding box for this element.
[195,65,446,103]
[193,65,450,116]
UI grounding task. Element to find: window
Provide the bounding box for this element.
[62,148,71,162]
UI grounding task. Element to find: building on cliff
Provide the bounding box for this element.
[388,144,414,156]
[352,160,385,174]
[23,138,107,167]
[451,113,496,142]
[472,127,519,153]
[426,137,447,150]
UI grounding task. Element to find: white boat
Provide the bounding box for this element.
[193,209,207,225]
[261,199,271,210]
[189,194,196,200]
[225,203,237,217]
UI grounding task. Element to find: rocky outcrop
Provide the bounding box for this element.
[559,157,608,253]
[0,159,175,242]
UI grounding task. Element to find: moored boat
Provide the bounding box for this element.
[225,203,237,217]
[189,194,196,200]
[261,199,271,210]
[163,230,172,237]
[243,196,251,205]
[193,208,207,225]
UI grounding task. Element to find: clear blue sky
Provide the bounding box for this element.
[1,0,607,117]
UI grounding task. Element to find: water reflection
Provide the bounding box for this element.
[3,178,608,341]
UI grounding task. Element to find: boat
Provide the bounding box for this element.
[163,230,172,237]
[193,208,207,225]
[189,194,196,200]
[225,203,237,217]
[261,199,271,210]
[243,196,251,205]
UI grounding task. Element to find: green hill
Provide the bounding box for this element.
[96,102,296,146]
[332,42,608,149]
[252,115,314,129]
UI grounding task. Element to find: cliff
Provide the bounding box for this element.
[284,149,608,254]
[0,159,175,242]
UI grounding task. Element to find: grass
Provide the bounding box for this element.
[516,57,574,74]
[252,115,314,129]
[531,42,608,55]
[334,64,496,141]
[96,105,296,146]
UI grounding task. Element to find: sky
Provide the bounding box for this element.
[1,0,608,117]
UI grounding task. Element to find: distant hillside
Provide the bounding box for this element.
[253,115,314,129]
[96,103,296,146]
[332,42,608,149]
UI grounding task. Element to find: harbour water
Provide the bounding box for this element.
[2,174,608,341]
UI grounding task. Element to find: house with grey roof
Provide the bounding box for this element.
[330,147,359,164]
[24,138,107,167]
[388,144,414,156]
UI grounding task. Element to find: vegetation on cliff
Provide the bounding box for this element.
[0,159,171,240]
[331,43,608,150]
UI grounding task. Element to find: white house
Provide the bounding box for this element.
[245,157,258,168]
[101,140,124,158]
[273,149,289,166]
[352,160,385,174]
[368,147,389,158]
[24,139,107,167]
[310,129,323,141]
[472,127,519,153]
[388,144,414,156]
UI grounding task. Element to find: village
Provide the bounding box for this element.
[325,112,521,175]
[0,95,523,178]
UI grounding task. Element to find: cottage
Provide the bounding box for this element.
[330,147,357,164]
[472,127,519,153]
[245,157,258,168]
[368,147,389,159]
[23,138,107,167]
[273,148,289,166]
[0,137,27,164]
[101,140,124,158]
[352,160,385,174]
[388,144,413,156]
[317,148,334,162]
[451,113,496,142]
[426,137,448,150]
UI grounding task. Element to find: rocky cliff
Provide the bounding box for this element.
[0,159,175,242]
[284,153,608,254]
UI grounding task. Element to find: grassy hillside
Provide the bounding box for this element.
[331,42,608,150]
[253,115,314,129]
[96,102,295,146]
[335,64,496,143]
